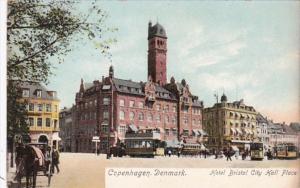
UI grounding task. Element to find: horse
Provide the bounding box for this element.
[15,145,42,188]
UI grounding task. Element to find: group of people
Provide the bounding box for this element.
[15,143,60,176]
[214,148,250,161]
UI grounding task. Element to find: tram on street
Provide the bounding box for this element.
[124,130,165,157]
[250,142,264,160]
[181,143,202,156]
[276,143,298,159]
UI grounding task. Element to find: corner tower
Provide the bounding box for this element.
[147,21,167,86]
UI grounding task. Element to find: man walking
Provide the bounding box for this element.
[51,147,60,174]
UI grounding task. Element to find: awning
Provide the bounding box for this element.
[231,128,236,134]
[198,129,208,136]
[129,124,138,132]
[52,132,61,141]
[236,128,242,134]
[166,140,180,148]
[235,113,239,117]
[231,146,239,151]
[240,114,245,118]
[200,144,206,151]
[243,129,249,134]
[248,129,253,134]
[192,129,200,136]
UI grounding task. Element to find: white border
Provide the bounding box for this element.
[0,0,7,187]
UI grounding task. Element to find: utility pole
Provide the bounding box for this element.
[214,93,220,153]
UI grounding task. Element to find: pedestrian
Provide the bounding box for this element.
[51,147,60,174]
[177,150,181,158]
[214,150,218,159]
[97,145,100,156]
[168,149,172,157]
[226,148,232,161]
[44,146,51,175]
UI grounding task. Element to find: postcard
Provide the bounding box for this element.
[1,0,299,188]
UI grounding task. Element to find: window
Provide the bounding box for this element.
[165,116,169,123]
[130,112,135,121]
[183,130,189,136]
[103,98,110,105]
[22,89,29,97]
[120,99,125,107]
[129,100,135,107]
[148,113,153,122]
[54,120,58,129]
[89,101,93,107]
[172,129,177,136]
[165,105,169,112]
[156,104,161,111]
[165,129,169,136]
[36,90,42,98]
[54,105,58,112]
[138,102,144,109]
[37,104,43,112]
[101,124,108,133]
[94,100,97,106]
[156,115,161,122]
[118,125,126,135]
[103,111,109,119]
[184,116,188,124]
[28,117,34,126]
[45,104,51,112]
[172,116,176,124]
[138,113,144,121]
[46,118,51,127]
[120,111,125,120]
[172,105,176,112]
[85,102,88,109]
[193,119,196,125]
[29,103,34,111]
[37,118,42,126]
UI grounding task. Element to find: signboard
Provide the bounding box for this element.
[92,136,100,142]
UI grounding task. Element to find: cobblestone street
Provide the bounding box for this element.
[6,153,300,188]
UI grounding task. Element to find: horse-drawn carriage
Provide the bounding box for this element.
[15,142,55,188]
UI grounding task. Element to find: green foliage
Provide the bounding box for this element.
[7,0,117,83]
[7,81,29,138]
[7,0,117,138]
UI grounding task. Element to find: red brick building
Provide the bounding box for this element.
[74,22,205,153]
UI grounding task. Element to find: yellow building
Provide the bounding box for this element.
[20,81,61,148]
[203,94,258,152]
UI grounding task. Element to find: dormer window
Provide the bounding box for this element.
[36,90,42,98]
[22,89,29,98]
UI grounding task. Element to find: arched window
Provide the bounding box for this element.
[148,113,153,122]
[138,113,144,121]
[130,112,135,121]
[119,111,125,120]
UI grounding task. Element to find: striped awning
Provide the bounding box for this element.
[198,129,208,136]
[231,128,236,134]
[193,129,200,136]
[129,124,138,132]
[236,128,243,134]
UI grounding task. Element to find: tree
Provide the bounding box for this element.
[7,0,116,83]
[7,0,116,153]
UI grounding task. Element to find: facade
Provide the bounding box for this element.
[73,22,206,153]
[59,106,75,152]
[203,94,258,151]
[290,122,300,152]
[256,113,270,149]
[19,81,61,148]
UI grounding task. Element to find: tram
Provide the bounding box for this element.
[250,142,264,160]
[125,130,165,157]
[276,143,298,159]
[181,143,202,156]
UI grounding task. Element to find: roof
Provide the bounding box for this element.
[19,81,59,100]
[148,22,167,39]
[256,113,268,123]
[281,124,297,135]
[290,122,300,132]
[112,77,177,100]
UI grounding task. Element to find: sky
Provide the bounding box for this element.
[47,1,300,124]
